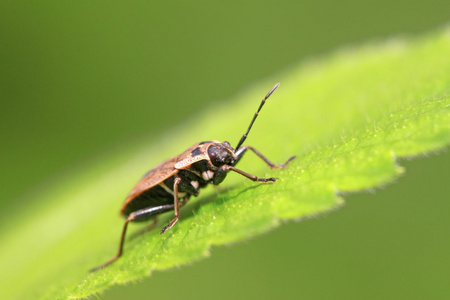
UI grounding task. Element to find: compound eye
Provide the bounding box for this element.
[208,145,232,167]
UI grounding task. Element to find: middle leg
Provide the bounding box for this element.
[235,146,295,169]
[161,177,182,234]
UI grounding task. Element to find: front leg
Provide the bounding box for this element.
[215,164,277,184]
[234,146,295,169]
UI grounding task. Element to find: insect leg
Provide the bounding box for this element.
[218,165,277,183]
[89,204,174,272]
[235,146,296,169]
[161,177,182,234]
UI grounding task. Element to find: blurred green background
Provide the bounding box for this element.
[1,1,449,299]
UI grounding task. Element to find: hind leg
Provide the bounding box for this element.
[89,203,175,272]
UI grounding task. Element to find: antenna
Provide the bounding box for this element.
[235,83,280,151]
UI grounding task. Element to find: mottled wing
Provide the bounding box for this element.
[120,141,217,213]
[121,156,179,210]
[174,142,215,169]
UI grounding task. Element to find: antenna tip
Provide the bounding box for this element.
[266,82,280,98]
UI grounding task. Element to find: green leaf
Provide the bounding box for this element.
[1,28,449,300]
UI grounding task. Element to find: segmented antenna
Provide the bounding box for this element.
[235,83,280,151]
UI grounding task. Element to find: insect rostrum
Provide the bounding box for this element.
[90,83,295,272]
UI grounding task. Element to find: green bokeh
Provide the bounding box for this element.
[1,0,449,203]
[1,1,449,299]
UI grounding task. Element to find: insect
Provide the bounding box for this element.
[90,83,295,272]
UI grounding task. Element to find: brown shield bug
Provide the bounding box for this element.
[90,83,295,272]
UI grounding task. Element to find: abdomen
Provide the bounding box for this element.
[121,185,174,218]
